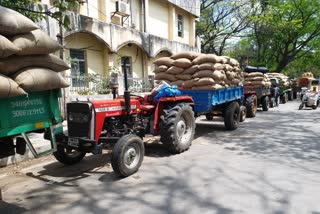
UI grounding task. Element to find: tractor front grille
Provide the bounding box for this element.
[67,102,92,138]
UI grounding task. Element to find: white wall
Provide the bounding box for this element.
[148,0,169,39]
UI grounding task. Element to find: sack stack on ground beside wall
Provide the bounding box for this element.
[153,52,244,90]
[267,73,290,87]
[0,6,70,98]
[243,72,272,87]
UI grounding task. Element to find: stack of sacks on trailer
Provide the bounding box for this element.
[267,73,290,87]
[301,72,314,78]
[0,6,70,98]
[153,52,243,90]
[243,72,272,87]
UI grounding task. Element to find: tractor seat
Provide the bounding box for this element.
[140,105,155,111]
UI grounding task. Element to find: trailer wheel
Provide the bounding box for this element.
[224,102,240,130]
[53,145,86,165]
[111,134,144,177]
[245,95,257,118]
[240,106,246,122]
[261,96,269,111]
[205,113,214,121]
[281,93,288,104]
[160,103,195,153]
[288,91,293,101]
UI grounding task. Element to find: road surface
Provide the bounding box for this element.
[0,99,319,214]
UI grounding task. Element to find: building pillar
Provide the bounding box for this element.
[144,0,149,33]
[168,4,175,41]
[189,14,195,47]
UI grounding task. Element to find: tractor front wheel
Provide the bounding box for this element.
[160,103,195,153]
[239,106,246,122]
[53,145,86,165]
[245,95,257,118]
[224,102,240,130]
[111,134,144,177]
[261,96,269,111]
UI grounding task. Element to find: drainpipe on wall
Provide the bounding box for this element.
[142,0,146,33]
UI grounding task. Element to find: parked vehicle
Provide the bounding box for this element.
[270,77,293,104]
[299,89,319,110]
[55,61,245,177]
[243,66,273,117]
[0,89,63,160]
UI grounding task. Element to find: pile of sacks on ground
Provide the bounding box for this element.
[153,52,243,90]
[266,73,290,87]
[243,72,272,87]
[0,6,69,98]
[301,72,314,79]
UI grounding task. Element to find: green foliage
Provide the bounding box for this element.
[0,0,79,28]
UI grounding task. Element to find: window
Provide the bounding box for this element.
[70,49,86,87]
[177,14,183,37]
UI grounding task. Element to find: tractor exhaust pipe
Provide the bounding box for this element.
[122,58,131,114]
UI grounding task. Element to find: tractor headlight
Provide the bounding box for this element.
[68,113,90,123]
[68,113,74,121]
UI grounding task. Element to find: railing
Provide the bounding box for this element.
[64,74,154,95]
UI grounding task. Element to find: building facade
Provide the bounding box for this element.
[40,0,201,95]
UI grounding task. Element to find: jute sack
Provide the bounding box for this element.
[0,54,70,75]
[252,76,264,81]
[12,68,70,92]
[192,54,220,65]
[0,35,20,58]
[213,63,224,70]
[166,66,184,74]
[173,58,192,68]
[184,65,199,74]
[212,70,224,80]
[224,64,234,71]
[153,57,174,67]
[198,63,214,70]
[170,51,200,60]
[11,29,62,55]
[248,72,264,77]
[251,80,265,86]
[155,72,177,82]
[0,74,27,98]
[153,65,168,73]
[229,58,239,66]
[176,74,192,80]
[0,6,39,35]
[171,80,184,87]
[183,80,195,89]
[193,70,213,78]
[194,77,215,86]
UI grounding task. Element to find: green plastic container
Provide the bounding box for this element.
[0,89,63,138]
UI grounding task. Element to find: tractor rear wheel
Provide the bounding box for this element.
[245,95,257,118]
[160,103,195,153]
[111,134,144,177]
[261,96,269,111]
[53,145,86,165]
[239,106,246,122]
[224,101,240,130]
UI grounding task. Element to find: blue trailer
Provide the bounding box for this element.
[180,87,244,130]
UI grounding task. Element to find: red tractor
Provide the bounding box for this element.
[53,63,196,177]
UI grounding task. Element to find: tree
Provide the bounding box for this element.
[250,0,320,72]
[197,0,253,55]
[0,0,79,28]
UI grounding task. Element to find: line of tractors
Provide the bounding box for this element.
[0,64,303,178]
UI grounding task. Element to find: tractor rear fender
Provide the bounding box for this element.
[153,96,194,135]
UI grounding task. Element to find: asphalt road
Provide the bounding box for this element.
[0,99,320,214]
